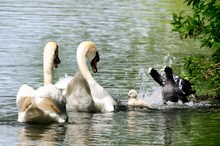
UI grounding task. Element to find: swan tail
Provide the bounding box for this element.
[16,84,35,111]
[138,99,150,108]
[104,97,117,112]
[93,95,116,112]
[17,84,68,123]
[39,97,68,122]
[18,105,54,123]
[18,103,67,123]
[34,85,68,122]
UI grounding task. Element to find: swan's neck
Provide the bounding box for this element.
[77,46,94,82]
[44,56,53,85]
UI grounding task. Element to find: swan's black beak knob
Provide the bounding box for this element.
[91,52,99,73]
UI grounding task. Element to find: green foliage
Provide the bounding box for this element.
[182,56,220,95]
[171,0,220,95]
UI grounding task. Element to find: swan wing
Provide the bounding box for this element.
[34,84,66,104]
[55,74,74,95]
[19,104,64,123]
[128,98,149,108]
[88,80,116,112]
[149,68,164,86]
[17,84,68,123]
[16,84,40,122]
[33,84,68,123]
[137,98,150,108]
[16,84,35,112]
[65,72,95,112]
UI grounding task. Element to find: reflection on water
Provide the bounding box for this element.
[17,124,67,146]
[13,109,220,145]
[0,0,220,145]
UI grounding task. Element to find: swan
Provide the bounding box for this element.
[148,68,164,86]
[127,89,150,108]
[162,66,189,103]
[55,41,116,112]
[148,67,196,96]
[16,42,68,123]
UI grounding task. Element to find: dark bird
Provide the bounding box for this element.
[148,68,164,86]
[148,66,196,103]
[162,66,189,103]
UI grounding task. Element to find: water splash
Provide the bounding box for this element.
[137,65,215,109]
[138,66,164,108]
[138,66,148,98]
[163,53,173,67]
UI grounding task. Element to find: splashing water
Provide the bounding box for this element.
[137,64,215,109]
[163,53,173,67]
[138,66,164,108]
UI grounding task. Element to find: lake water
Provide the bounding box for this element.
[0,0,219,145]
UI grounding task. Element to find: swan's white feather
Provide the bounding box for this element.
[128,89,150,108]
[17,84,68,123]
[59,41,116,113]
[88,80,116,112]
[65,72,95,112]
[16,42,68,123]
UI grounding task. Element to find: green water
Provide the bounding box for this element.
[0,0,219,145]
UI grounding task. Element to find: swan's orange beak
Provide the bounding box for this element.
[91,52,100,73]
[54,54,61,68]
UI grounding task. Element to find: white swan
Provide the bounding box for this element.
[16,42,68,123]
[128,89,150,108]
[55,41,116,112]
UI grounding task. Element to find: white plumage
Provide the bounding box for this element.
[16,42,68,123]
[128,89,150,108]
[55,41,116,112]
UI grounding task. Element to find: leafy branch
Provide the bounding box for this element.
[171,0,220,95]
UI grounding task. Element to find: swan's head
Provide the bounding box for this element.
[128,89,138,99]
[78,41,100,73]
[44,42,61,68]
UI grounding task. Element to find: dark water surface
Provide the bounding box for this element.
[0,0,219,145]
